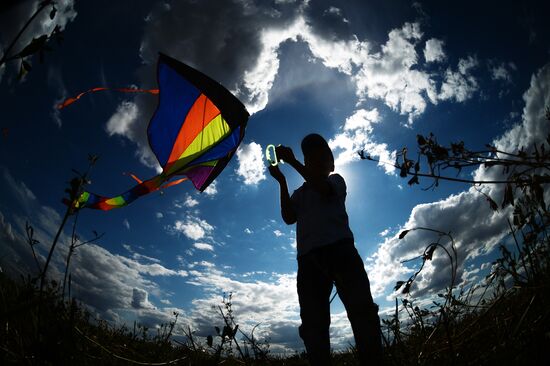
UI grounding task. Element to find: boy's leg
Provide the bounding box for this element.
[297,251,334,366]
[330,244,383,366]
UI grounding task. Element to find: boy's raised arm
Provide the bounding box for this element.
[268,165,297,225]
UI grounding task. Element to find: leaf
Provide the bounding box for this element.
[399,164,408,178]
[394,281,405,292]
[501,183,514,208]
[531,181,546,210]
[408,175,419,186]
[399,230,410,239]
[22,60,32,71]
[417,134,427,146]
[424,245,436,260]
[17,35,48,58]
[222,325,231,338]
[402,282,411,294]
[486,196,498,211]
[207,335,213,347]
[18,61,29,80]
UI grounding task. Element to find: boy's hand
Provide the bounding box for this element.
[268,164,286,183]
[276,145,296,163]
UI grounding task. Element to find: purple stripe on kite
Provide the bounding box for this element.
[186,165,215,190]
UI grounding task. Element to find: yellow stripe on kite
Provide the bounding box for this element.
[164,115,230,175]
[105,196,126,207]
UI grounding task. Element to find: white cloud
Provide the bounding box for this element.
[290,238,297,249]
[203,180,218,196]
[241,20,303,113]
[439,56,479,102]
[367,62,550,301]
[244,228,253,234]
[123,219,130,230]
[193,242,214,252]
[132,288,155,309]
[173,216,214,241]
[273,230,284,237]
[102,4,492,174]
[490,61,516,83]
[105,101,139,137]
[423,38,445,63]
[155,212,163,219]
[235,141,266,185]
[183,194,199,208]
[329,109,396,173]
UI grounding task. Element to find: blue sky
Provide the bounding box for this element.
[1,0,550,353]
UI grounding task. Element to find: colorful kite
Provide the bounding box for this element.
[60,53,249,210]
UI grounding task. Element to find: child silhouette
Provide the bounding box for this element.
[269,134,383,365]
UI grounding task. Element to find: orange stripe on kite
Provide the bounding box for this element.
[166,94,220,166]
[57,87,159,109]
[159,177,188,190]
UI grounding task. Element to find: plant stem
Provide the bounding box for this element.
[0,1,51,67]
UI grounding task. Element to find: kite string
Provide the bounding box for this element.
[73,326,187,365]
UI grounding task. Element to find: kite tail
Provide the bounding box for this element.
[67,175,188,211]
[57,87,159,109]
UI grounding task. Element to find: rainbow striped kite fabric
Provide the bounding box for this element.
[68,53,249,210]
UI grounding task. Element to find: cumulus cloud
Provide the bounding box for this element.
[490,61,516,83]
[367,62,550,301]
[193,242,214,252]
[329,109,396,173]
[0,178,189,326]
[439,56,479,102]
[105,101,139,137]
[132,288,155,309]
[103,1,488,173]
[423,38,445,63]
[235,141,266,185]
[203,180,218,196]
[173,215,214,241]
[183,194,199,208]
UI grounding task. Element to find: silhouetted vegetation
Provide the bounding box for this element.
[0,0,65,80]
[364,106,550,365]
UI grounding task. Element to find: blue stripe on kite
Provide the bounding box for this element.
[188,125,241,166]
[86,193,101,206]
[148,60,201,167]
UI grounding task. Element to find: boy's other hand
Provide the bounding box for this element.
[268,164,286,183]
[276,145,296,163]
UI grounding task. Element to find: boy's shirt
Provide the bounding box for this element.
[291,173,354,257]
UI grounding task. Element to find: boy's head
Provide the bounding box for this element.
[301,133,334,178]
